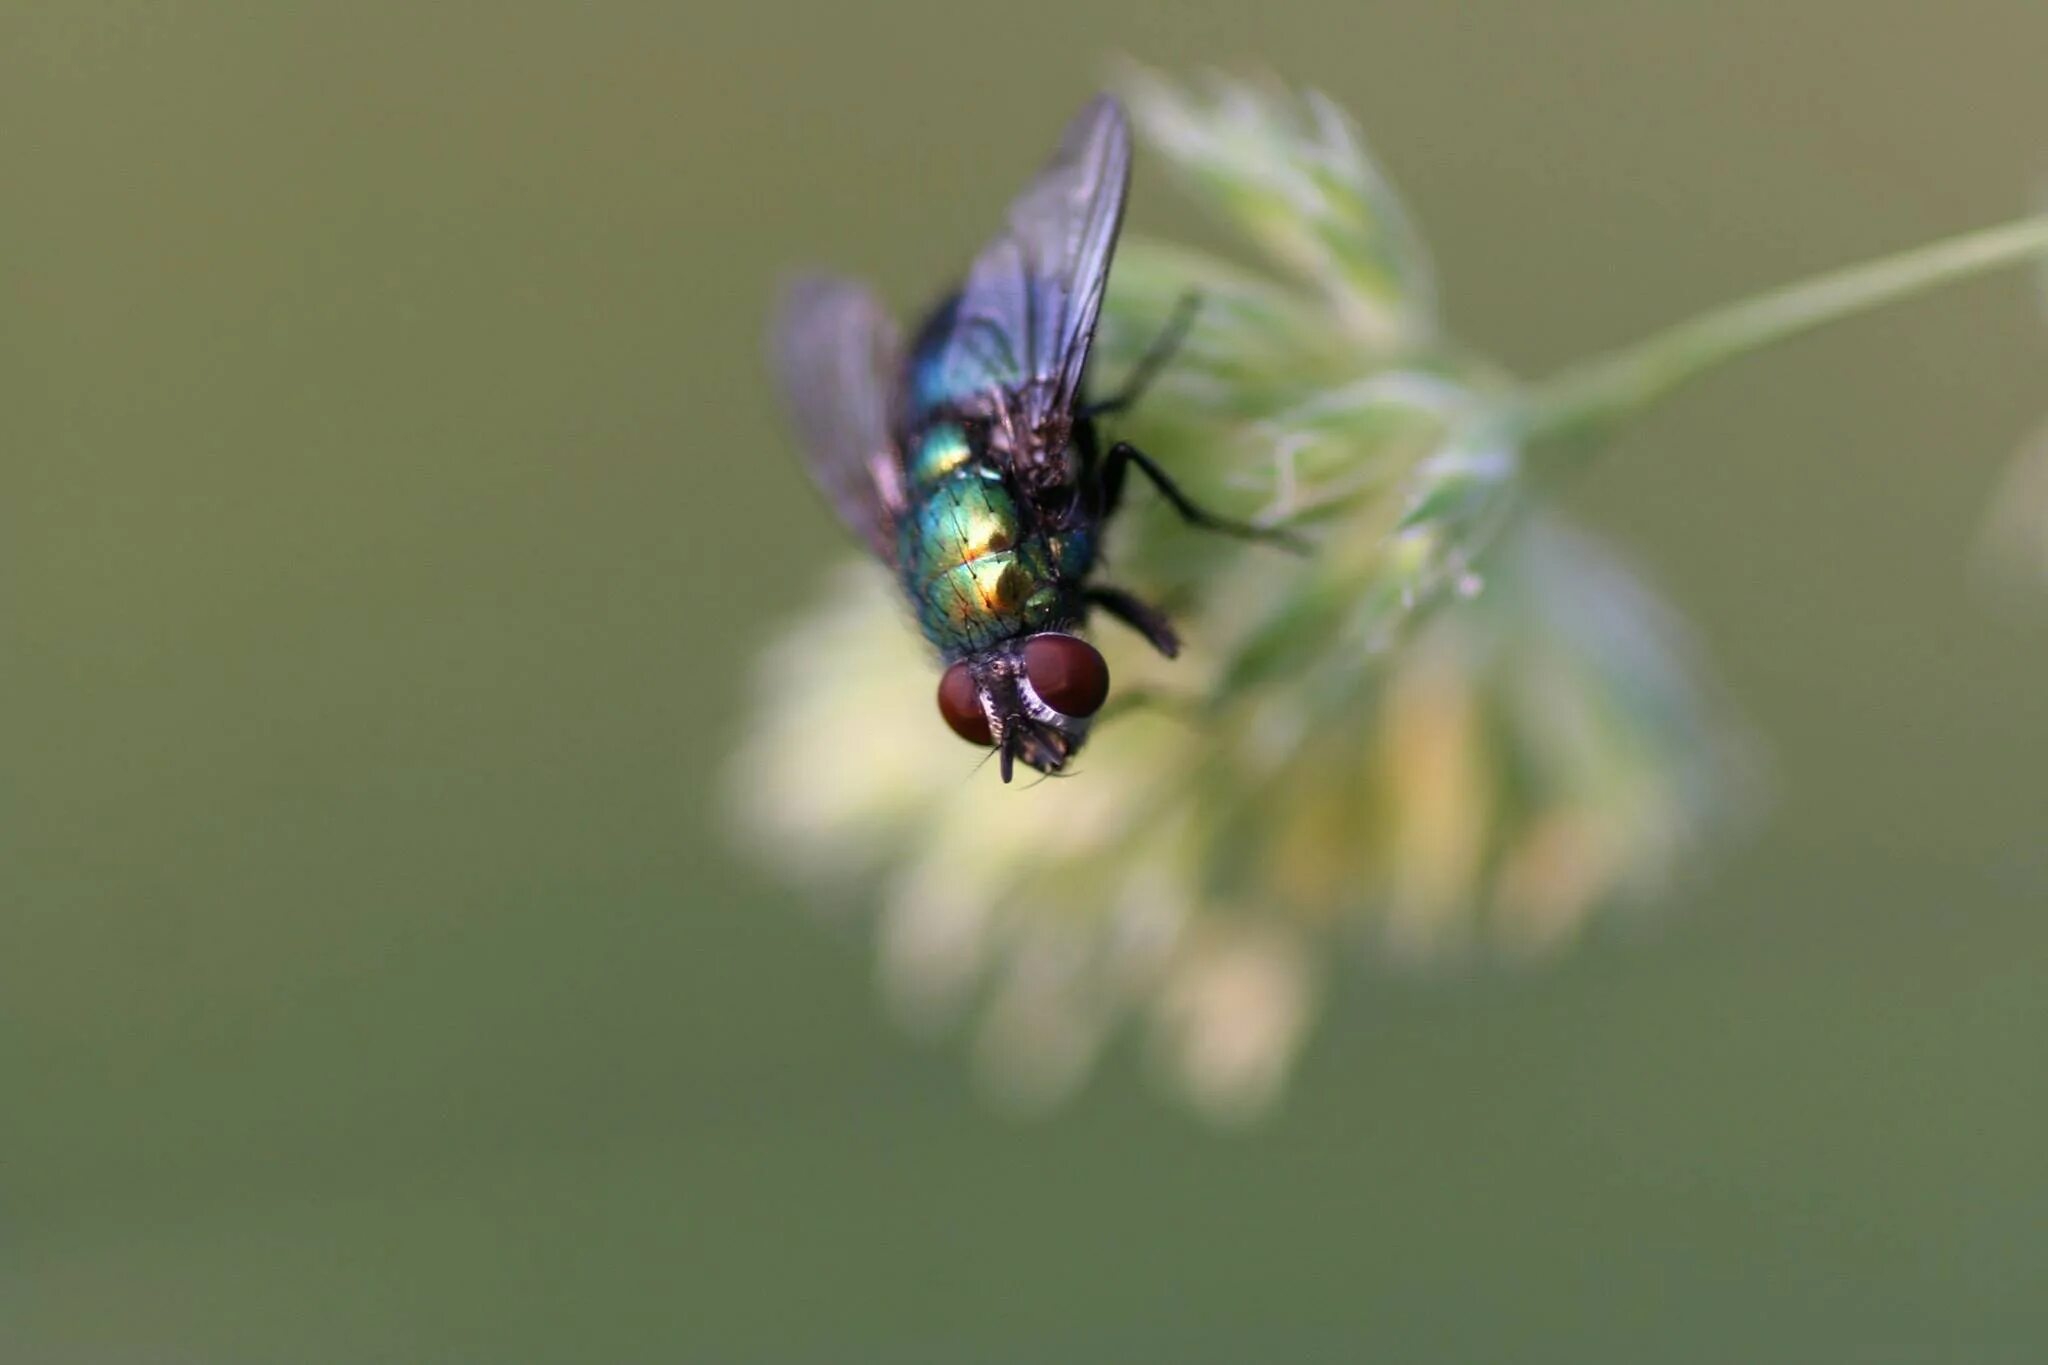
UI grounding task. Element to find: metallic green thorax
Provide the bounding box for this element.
[897,422,1095,657]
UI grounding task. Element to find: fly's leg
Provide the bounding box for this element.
[1101,442,1309,553]
[1082,293,1200,419]
[1087,585,1180,659]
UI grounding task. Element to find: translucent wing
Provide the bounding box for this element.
[771,275,906,563]
[908,96,1132,441]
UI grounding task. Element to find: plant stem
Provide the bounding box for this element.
[1524,214,2048,450]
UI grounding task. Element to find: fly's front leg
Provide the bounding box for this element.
[1083,292,1200,419]
[1087,585,1180,659]
[1101,442,1308,552]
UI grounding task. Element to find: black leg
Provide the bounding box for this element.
[1087,585,1181,659]
[1082,293,1200,419]
[1102,442,1308,552]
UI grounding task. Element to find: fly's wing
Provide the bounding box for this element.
[915,96,1131,448]
[771,275,907,563]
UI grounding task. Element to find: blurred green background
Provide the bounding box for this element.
[8,3,2047,1360]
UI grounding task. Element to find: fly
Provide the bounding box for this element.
[772,95,1294,782]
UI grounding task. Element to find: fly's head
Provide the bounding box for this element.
[935,632,1110,781]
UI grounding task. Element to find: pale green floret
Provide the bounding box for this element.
[739,69,2048,1122]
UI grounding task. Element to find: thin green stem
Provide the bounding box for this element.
[1525,214,2048,450]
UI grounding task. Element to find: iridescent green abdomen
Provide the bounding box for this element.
[897,422,1091,656]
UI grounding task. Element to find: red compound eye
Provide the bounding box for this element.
[1023,634,1109,718]
[936,661,994,746]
